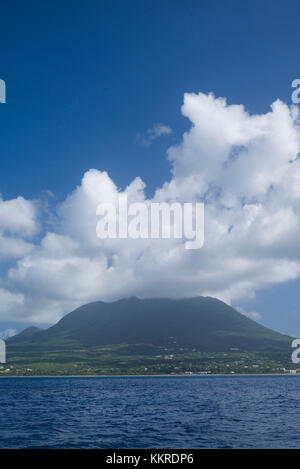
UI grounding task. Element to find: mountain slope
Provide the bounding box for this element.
[7,326,42,343]
[8,297,292,352]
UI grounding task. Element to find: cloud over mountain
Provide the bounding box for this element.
[1,92,300,324]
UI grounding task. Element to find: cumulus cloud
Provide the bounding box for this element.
[0,196,38,237]
[1,91,300,324]
[0,288,24,318]
[136,123,172,147]
[0,196,38,260]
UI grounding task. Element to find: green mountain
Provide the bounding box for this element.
[8,326,42,343]
[8,296,291,352]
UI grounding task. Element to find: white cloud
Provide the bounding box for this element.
[148,123,172,139]
[0,234,34,260]
[0,196,38,237]
[0,328,17,340]
[136,123,172,146]
[2,92,300,324]
[0,196,38,261]
[0,288,24,320]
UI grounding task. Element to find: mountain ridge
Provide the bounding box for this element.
[8,326,42,343]
[8,296,292,352]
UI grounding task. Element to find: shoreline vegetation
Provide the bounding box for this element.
[4,351,298,377]
[5,345,298,377]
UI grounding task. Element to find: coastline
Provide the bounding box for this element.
[0,373,299,378]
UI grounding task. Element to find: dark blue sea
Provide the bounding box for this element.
[0,375,300,448]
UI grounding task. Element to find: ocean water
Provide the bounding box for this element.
[0,375,300,449]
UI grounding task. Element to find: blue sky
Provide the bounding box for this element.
[1,0,300,336]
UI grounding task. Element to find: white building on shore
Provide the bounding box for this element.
[0,339,6,364]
